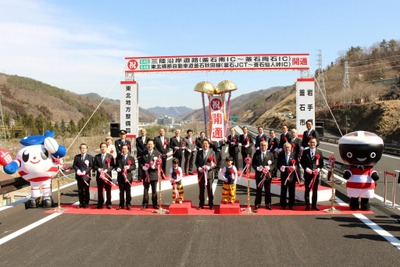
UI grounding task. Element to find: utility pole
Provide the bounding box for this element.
[315,49,327,99]
[342,61,350,92]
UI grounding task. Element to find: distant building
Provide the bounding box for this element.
[157,115,175,126]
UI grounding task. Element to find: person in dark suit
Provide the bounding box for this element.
[154,128,169,177]
[139,139,161,209]
[252,141,275,210]
[226,127,240,168]
[72,143,93,208]
[184,129,197,175]
[115,144,136,210]
[240,126,253,172]
[279,125,292,149]
[291,128,304,185]
[255,126,268,151]
[115,129,132,155]
[268,130,280,178]
[277,142,297,210]
[93,142,115,209]
[210,139,224,174]
[196,131,207,150]
[301,119,319,149]
[136,128,147,182]
[300,137,324,210]
[169,129,187,167]
[195,139,217,210]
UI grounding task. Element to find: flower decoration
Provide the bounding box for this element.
[291,159,296,165]
[208,156,214,163]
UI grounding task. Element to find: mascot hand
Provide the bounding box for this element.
[343,170,351,180]
[371,172,379,181]
[4,161,19,174]
[53,145,66,158]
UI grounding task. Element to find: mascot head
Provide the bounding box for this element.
[338,131,384,166]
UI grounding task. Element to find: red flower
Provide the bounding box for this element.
[233,138,236,142]
[105,158,111,163]
[175,169,180,175]
[270,142,274,146]
[315,154,320,159]
[181,141,185,145]
[208,156,214,162]
[261,137,265,141]
[308,136,312,140]
[229,169,234,174]
[164,141,168,145]
[127,160,132,166]
[246,137,250,142]
[284,137,288,142]
[291,143,295,148]
[291,159,296,165]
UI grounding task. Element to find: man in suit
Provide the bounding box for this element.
[115,129,132,155]
[184,129,197,175]
[268,130,280,178]
[139,139,161,209]
[240,126,253,172]
[291,128,304,185]
[277,142,297,210]
[301,119,319,149]
[226,127,240,168]
[300,137,324,210]
[255,126,268,151]
[115,144,136,210]
[195,139,217,210]
[279,125,292,149]
[136,128,147,182]
[93,142,115,209]
[169,129,187,167]
[72,143,93,208]
[196,131,207,150]
[252,141,275,210]
[154,128,169,177]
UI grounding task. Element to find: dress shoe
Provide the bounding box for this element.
[280,206,286,210]
[209,206,214,210]
[126,205,131,210]
[141,204,148,210]
[153,205,159,209]
[289,206,294,210]
[254,205,260,210]
[197,206,203,210]
[117,206,123,210]
[188,171,194,175]
[83,205,88,209]
[312,206,320,211]
[96,205,103,209]
[305,206,310,211]
[266,205,272,210]
[77,205,81,209]
[106,205,112,209]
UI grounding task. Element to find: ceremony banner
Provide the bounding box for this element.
[209,95,225,142]
[296,78,315,136]
[120,81,138,138]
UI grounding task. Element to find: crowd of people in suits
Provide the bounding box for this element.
[72,119,323,212]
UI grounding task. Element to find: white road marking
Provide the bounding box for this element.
[353,213,400,250]
[0,213,62,246]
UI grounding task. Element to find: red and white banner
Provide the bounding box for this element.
[296,78,315,136]
[125,53,309,73]
[209,96,225,142]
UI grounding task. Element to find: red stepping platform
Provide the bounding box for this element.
[169,200,192,215]
[219,201,241,214]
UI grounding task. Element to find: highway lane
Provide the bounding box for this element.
[0,138,400,266]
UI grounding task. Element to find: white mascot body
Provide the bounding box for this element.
[0,130,66,208]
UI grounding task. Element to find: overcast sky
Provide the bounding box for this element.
[0,0,398,109]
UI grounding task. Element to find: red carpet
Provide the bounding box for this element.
[46,203,373,216]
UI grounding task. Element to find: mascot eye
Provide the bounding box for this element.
[22,150,30,162]
[346,152,353,158]
[41,148,49,160]
[370,152,376,158]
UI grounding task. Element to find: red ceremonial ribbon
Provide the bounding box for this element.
[315,154,320,166]
[258,167,271,188]
[99,170,116,186]
[308,169,319,190]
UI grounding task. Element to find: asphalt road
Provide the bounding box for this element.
[0,141,400,266]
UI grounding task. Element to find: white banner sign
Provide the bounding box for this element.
[209,95,225,142]
[120,81,139,138]
[296,78,315,136]
[125,53,309,73]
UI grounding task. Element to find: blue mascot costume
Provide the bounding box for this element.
[338,131,384,210]
[0,130,66,208]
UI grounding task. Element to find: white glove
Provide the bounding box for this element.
[204,165,211,171]
[256,147,260,150]
[265,166,270,171]
[223,178,228,183]
[300,146,305,151]
[151,164,156,169]
[230,142,235,145]
[116,167,122,172]
[187,149,191,153]
[316,168,320,173]
[76,169,82,176]
[245,144,249,148]
[198,167,204,173]
[98,168,102,172]
[306,167,312,174]
[142,166,148,171]
[82,171,86,175]
[124,165,130,170]
[280,166,285,172]
[257,166,263,172]
[182,146,186,149]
